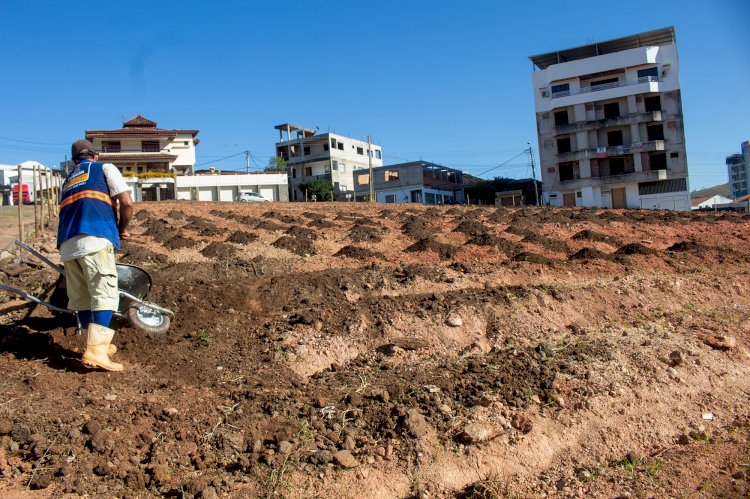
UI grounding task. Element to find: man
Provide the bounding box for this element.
[57,139,134,371]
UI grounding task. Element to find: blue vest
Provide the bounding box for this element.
[57,161,120,250]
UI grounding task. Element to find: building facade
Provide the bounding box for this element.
[529,27,690,210]
[274,124,383,201]
[352,161,464,204]
[726,140,750,199]
[175,171,288,202]
[86,115,200,201]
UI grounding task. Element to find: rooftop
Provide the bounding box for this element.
[86,114,199,139]
[529,26,676,70]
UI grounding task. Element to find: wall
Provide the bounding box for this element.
[175,173,288,202]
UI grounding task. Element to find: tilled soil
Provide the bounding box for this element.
[0,201,749,498]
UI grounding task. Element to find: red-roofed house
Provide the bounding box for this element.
[85,115,199,201]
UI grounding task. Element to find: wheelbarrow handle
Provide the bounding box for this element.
[15,240,65,276]
[0,283,75,315]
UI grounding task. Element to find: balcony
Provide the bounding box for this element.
[556,140,665,161]
[287,151,332,164]
[556,168,673,190]
[556,111,662,134]
[550,76,659,99]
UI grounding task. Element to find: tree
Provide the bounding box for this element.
[266,156,287,172]
[298,179,335,201]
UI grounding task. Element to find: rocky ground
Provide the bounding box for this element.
[0,201,748,498]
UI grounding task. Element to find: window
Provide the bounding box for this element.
[141,141,160,152]
[551,83,570,96]
[590,77,618,89]
[384,170,399,182]
[644,96,661,112]
[304,146,310,156]
[410,190,422,203]
[304,166,312,177]
[331,139,337,149]
[337,142,344,151]
[607,130,624,147]
[375,150,381,159]
[557,137,571,154]
[332,160,338,171]
[425,192,436,205]
[102,141,121,152]
[670,152,679,158]
[609,158,625,175]
[385,194,396,203]
[647,124,664,141]
[324,143,329,151]
[357,174,369,185]
[292,168,297,179]
[356,147,364,155]
[324,164,331,173]
[554,111,569,126]
[603,102,620,119]
[559,161,578,181]
[637,67,659,80]
[649,153,667,170]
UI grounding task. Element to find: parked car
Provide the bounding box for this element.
[236,191,270,202]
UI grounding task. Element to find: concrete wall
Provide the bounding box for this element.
[175,173,288,202]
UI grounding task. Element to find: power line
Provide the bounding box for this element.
[194,151,245,168]
[474,150,529,177]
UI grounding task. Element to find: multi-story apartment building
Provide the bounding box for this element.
[274,123,382,201]
[726,140,750,199]
[529,27,690,210]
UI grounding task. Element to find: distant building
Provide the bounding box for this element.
[726,140,749,199]
[529,27,690,210]
[691,195,734,210]
[0,161,57,205]
[274,124,383,201]
[174,170,288,202]
[86,114,200,201]
[352,161,464,204]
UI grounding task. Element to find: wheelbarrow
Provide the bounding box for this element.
[0,241,174,335]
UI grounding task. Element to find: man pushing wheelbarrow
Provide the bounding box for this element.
[58,139,134,372]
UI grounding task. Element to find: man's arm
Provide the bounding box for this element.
[115,191,134,239]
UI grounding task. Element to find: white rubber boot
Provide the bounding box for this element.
[80,329,117,355]
[82,324,123,371]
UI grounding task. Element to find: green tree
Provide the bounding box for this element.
[298,179,335,201]
[266,156,288,172]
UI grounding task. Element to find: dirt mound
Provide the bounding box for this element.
[302,212,328,221]
[200,241,237,259]
[255,219,287,232]
[453,220,490,236]
[226,231,258,244]
[167,209,185,220]
[307,218,336,229]
[163,234,200,250]
[511,251,557,265]
[133,209,151,220]
[569,247,613,261]
[272,235,316,256]
[142,219,177,239]
[614,243,657,255]
[668,240,700,252]
[347,225,383,243]
[118,242,169,265]
[521,233,571,254]
[405,238,458,259]
[401,217,437,240]
[334,245,384,260]
[285,225,318,240]
[571,229,623,246]
[464,234,520,256]
[198,225,227,237]
[263,210,297,224]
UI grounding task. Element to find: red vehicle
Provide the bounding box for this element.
[12,184,32,204]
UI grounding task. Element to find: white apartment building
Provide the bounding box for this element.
[529,27,690,210]
[726,140,750,200]
[274,124,383,201]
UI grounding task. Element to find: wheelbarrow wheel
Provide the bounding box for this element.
[127,305,170,336]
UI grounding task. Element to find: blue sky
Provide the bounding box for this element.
[0,0,747,190]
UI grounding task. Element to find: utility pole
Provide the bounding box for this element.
[367,135,374,202]
[17,164,24,244]
[245,151,250,173]
[528,142,539,206]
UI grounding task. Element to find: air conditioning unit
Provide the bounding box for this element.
[541,89,549,98]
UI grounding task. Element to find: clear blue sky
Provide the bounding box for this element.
[1,0,748,190]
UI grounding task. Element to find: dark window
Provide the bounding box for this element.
[102,141,121,152]
[304,166,312,177]
[647,124,664,141]
[607,130,624,147]
[141,141,160,152]
[303,146,310,156]
[551,83,570,95]
[590,77,619,89]
[603,102,620,119]
[375,150,381,159]
[670,152,679,158]
[559,162,576,181]
[324,143,329,151]
[356,147,364,155]
[554,111,569,126]
[331,139,337,149]
[337,142,344,151]
[650,153,667,170]
[292,168,296,179]
[557,137,571,154]
[637,67,659,80]
[644,96,661,112]
[609,158,625,175]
